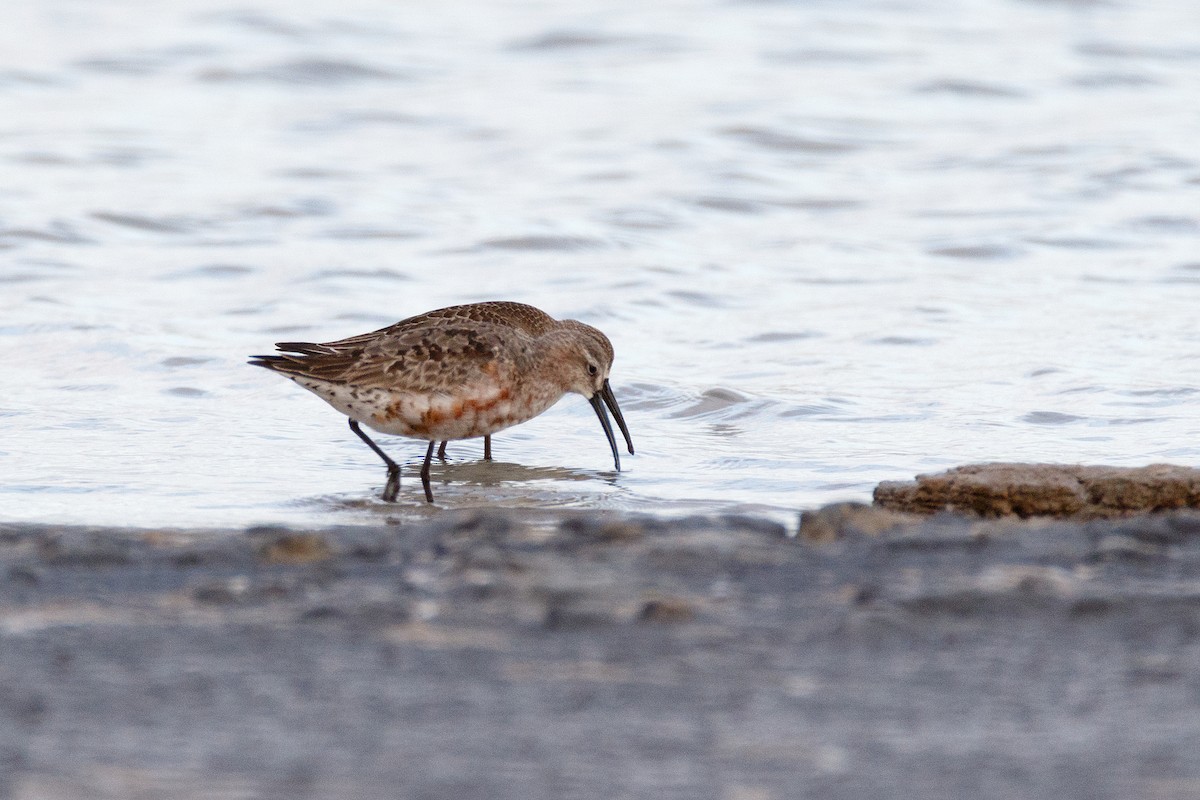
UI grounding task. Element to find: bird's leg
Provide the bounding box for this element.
[420,441,436,503]
[439,438,489,462]
[349,419,401,502]
[382,471,400,503]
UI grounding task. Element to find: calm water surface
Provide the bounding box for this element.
[2,0,1198,528]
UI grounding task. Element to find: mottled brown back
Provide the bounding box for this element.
[252,302,560,392]
[325,302,556,350]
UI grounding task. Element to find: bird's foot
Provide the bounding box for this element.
[381,467,400,503]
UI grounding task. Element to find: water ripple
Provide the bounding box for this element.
[509,31,682,54]
[476,235,605,252]
[305,268,412,282]
[160,357,213,368]
[721,126,863,154]
[915,79,1027,98]
[746,331,822,344]
[927,242,1023,260]
[669,388,754,419]
[1023,411,1086,425]
[92,212,197,234]
[1077,42,1200,61]
[0,222,93,245]
[161,264,256,280]
[4,0,1199,527]
[199,59,403,85]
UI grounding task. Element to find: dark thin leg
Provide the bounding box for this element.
[419,441,436,503]
[439,438,490,461]
[349,419,401,502]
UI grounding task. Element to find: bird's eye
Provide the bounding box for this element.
[587,363,598,376]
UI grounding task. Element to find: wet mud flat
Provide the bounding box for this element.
[2,507,1200,800]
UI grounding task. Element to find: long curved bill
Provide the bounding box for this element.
[589,380,633,471]
[599,379,634,456]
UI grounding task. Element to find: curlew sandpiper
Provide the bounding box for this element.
[250,301,634,503]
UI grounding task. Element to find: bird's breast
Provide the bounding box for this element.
[365,380,561,440]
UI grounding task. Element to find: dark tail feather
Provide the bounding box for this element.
[273,341,338,356]
[249,340,330,373]
[249,348,321,372]
[250,341,354,382]
[248,354,288,371]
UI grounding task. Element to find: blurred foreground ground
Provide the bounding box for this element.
[2,507,1199,799]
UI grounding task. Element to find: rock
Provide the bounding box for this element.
[874,463,1200,519]
[193,577,250,605]
[544,596,626,630]
[36,531,133,566]
[259,533,333,564]
[639,596,696,623]
[798,502,916,543]
[7,566,41,587]
[558,515,646,542]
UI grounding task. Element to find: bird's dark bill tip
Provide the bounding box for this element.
[589,393,621,472]
[600,380,634,456]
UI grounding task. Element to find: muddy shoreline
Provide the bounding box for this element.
[3,506,1200,799]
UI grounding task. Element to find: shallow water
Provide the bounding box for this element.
[2,0,1198,528]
